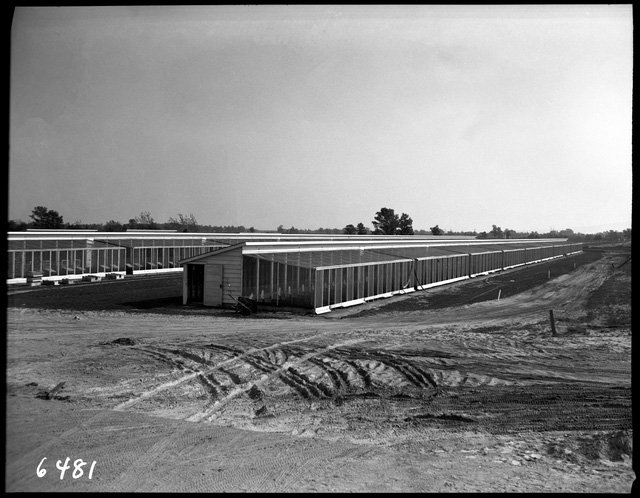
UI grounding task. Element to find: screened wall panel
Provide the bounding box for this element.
[242,255,314,308]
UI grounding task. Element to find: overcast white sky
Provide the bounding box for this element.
[9,5,633,233]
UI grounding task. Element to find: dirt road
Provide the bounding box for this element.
[5,245,633,492]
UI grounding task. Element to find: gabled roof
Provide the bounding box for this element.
[179,242,246,265]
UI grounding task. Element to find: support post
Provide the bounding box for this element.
[549,310,557,336]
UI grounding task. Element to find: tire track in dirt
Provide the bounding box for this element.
[186,337,367,422]
[112,328,349,412]
[254,445,369,493]
[299,349,504,393]
[373,355,439,389]
[137,347,197,371]
[161,437,362,493]
[103,423,192,491]
[401,383,633,434]
[283,366,333,398]
[195,373,219,399]
[399,362,439,388]
[344,359,374,389]
[307,357,350,394]
[242,353,281,375]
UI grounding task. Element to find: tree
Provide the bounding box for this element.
[398,213,414,235]
[167,213,198,232]
[372,208,415,235]
[29,206,64,228]
[490,225,503,239]
[68,219,86,229]
[344,224,357,235]
[8,219,28,231]
[134,211,157,229]
[430,224,444,235]
[104,220,124,232]
[356,223,368,235]
[372,207,400,235]
[606,230,621,242]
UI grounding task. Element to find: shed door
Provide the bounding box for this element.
[187,264,205,303]
[204,264,224,307]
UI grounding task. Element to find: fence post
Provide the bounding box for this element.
[549,310,557,336]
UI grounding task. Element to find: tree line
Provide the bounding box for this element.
[7,207,252,233]
[8,205,631,243]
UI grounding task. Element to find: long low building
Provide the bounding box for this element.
[6,230,476,283]
[7,231,226,282]
[179,238,582,314]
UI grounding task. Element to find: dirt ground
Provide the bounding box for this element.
[5,245,634,492]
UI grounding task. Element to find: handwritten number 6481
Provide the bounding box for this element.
[37,457,96,480]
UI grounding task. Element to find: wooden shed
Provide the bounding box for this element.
[181,243,244,308]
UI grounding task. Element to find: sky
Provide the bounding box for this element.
[9,5,633,234]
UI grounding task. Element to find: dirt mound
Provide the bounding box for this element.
[104,337,137,346]
[546,430,633,464]
[35,381,70,401]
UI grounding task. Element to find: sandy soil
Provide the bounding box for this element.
[5,245,634,492]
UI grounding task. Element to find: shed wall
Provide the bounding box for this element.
[186,246,243,308]
[208,247,243,308]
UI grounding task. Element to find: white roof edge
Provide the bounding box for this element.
[241,239,570,254]
[242,238,567,247]
[178,238,574,262]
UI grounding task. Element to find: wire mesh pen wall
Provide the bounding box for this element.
[239,242,582,312]
[7,235,226,280]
